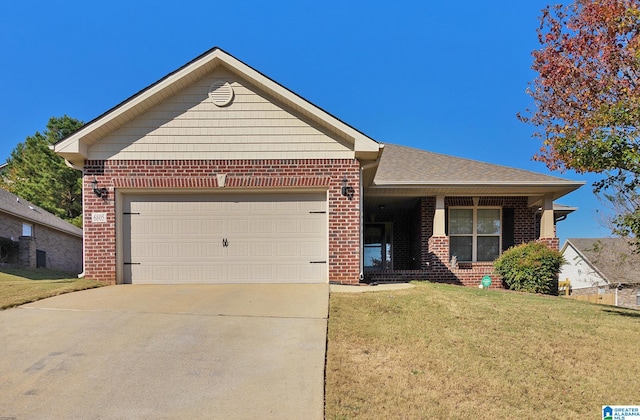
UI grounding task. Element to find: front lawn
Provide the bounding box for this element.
[0,268,104,309]
[326,282,640,419]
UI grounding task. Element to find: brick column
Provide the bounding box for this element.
[538,237,560,251]
[420,198,435,270]
[18,236,36,269]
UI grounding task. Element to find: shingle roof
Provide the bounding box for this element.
[566,238,640,285]
[0,188,82,238]
[374,144,579,185]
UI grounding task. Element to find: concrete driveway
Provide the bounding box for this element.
[0,284,328,419]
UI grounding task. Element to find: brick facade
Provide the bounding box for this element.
[0,212,82,273]
[83,158,361,284]
[615,286,640,310]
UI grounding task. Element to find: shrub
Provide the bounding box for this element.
[493,242,565,294]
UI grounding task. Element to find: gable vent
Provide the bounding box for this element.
[208,80,234,107]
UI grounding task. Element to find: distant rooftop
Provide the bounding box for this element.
[565,238,640,285]
[0,188,82,238]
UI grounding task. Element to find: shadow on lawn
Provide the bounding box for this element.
[602,308,640,318]
[0,268,77,281]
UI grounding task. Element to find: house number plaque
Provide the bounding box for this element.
[91,212,107,223]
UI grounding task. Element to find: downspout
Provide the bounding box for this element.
[359,159,381,283]
[63,158,86,279]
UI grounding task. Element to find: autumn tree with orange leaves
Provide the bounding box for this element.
[520,0,640,246]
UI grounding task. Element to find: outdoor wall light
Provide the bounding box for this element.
[91,178,108,198]
[341,176,354,200]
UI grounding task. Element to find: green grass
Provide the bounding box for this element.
[326,282,640,419]
[0,268,104,309]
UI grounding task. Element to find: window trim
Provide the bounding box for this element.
[449,206,502,262]
[22,223,33,237]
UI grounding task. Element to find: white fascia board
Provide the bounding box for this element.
[55,54,223,154]
[54,48,381,159]
[218,52,380,154]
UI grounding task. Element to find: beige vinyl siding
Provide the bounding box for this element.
[89,69,353,160]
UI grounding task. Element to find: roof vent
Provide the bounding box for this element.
[208,80,234,107]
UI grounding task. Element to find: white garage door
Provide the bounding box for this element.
[122,192,327,284]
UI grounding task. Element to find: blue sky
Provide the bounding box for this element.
[0,0,611,242]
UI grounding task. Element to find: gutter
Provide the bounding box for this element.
[359,155,382,282]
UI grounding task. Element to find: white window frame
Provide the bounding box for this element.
[22,223,33,237]
[449,206,502,262]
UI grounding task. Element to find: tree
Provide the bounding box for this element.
[1,116,84,227]
[520,0,640,246]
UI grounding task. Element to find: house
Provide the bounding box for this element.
[52,47,583,286]
[0,187,83,273]
[560,238,640,309]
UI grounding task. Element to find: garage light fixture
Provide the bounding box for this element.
[91,178,108,199]
[341,176,354,200]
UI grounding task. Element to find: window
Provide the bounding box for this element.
[449,208,501,262]
[364,224,392,270]
[22,223,32,237]
[636,290,640,306]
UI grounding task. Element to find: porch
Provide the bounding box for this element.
[361,195,562,287]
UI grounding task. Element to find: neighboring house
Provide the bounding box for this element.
[52,47,583,286]
[560,238,640,309]
[0,188,83,273]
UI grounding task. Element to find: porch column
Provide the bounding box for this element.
[434,195,446,236]
[540,195,555,239]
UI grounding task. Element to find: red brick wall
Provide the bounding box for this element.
[421,197,548,288]
[537,237,560,251]
[83,159,361,284]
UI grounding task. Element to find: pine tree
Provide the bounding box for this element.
[2,116,84,227]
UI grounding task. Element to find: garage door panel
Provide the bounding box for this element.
[300,220,323,234]
[176,219,202,234]
[123,192,327,284]
[227,264,250,281]
[226,242,249,257]
[299,241,323,257]
[251,242,275,257]
[202,219,224,234]
[202,242,224,258]
[276,219,299,234]
[276,264,299,281]
[177,242,201,257]
[150,219,174,234]
[227,220,249,234]
[301,264,324,280]
[250,219,274,234]
[130,219,150,235]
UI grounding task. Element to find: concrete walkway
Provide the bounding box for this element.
[0,284,328,419]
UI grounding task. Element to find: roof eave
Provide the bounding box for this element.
[53,47,381,159]
[366,182,584,201]
[0,209,82,239]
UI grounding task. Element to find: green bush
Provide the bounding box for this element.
[493,242,565,294]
